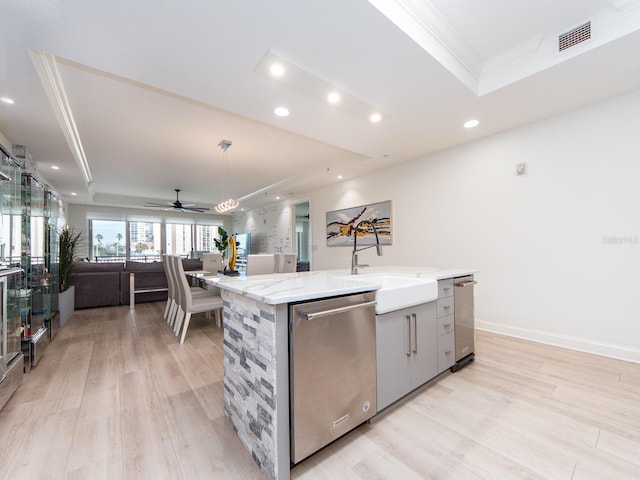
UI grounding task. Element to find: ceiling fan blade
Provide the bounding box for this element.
[183,206,210,212]
[145,190,209,212]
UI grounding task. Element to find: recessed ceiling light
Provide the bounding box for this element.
[275,196,280,200]
[337,175,343,180]
[269,63,285,77]
[369,112,382,123]
[464,119,479,128]
[327,91,341,104]
[274,106,289,117]
[255,50,390,124]
[71,192,77,196]
[1,97,15,105]
[51,165,60,170]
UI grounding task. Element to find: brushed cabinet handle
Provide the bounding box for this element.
[412,313,418,353]
[406,315,411,356]
[304,300,377,320]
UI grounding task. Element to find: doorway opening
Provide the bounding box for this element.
[294,202,311,271]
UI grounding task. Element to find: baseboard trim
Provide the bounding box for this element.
[476,319,640,364]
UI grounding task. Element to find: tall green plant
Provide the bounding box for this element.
[214,226,229,254]
[59,226,83,292]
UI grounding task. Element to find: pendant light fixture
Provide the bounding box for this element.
[215,139,239,213]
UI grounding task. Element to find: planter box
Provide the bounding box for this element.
[59,286,75,327]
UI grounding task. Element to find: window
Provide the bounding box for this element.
[130,221,162,260]
[91,220,126,261]
[88,219,222,261]
[195,225,219,253]
[30,216,46,263]
[165,223,192,257]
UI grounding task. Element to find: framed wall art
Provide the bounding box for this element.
[326,201,392,247]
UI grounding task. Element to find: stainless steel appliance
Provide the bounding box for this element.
[451,275,476,372]
[290,292,377,464]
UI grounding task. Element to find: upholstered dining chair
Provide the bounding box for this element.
[202,252,223,273]
[162,254,177,324]
[273,253,282,273]
[276,253,297,273]
[166,255,214,329]
[173,255,223,344]
[246,254,276,276]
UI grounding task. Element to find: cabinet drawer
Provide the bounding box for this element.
[437,313,454,337]
[436,296,454,318]
[438,331,455,373]
[438,279,454,299]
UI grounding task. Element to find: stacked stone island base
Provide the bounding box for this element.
[222,290,290,480]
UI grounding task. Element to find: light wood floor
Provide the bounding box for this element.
[1,303,639,480]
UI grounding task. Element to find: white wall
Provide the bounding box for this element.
[309,89,640,363]
[0,130,11,148]
[231,201,296,254]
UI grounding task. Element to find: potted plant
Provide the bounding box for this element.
[58,225,83,326]
[214,226,240,274]
[214,226,229,265]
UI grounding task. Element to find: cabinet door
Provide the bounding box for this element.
[376,309,412,410]
[438,278,454,298]
[437,313,455,337]
[436,296,454,319]
[438,331,455,373]
[410,302,438,388]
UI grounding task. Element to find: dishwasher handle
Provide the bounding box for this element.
[304,300,377,320]
[454,280,477,288]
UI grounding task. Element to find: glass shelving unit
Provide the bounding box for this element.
[20,173,49,370]
[1,144,60,373]
[1,145,25,409]
[43,190,61,339]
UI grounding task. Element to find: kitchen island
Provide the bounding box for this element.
[204,267,476,480]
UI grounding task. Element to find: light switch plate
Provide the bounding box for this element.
[515,162,528,176]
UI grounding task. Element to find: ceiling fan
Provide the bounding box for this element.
[145,188,210,213]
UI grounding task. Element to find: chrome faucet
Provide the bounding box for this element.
[351,220,383,274]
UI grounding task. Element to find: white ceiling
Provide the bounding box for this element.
[1,0,639,214]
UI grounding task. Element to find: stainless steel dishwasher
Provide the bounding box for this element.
[290,292,377,464]
[451,275,477,372]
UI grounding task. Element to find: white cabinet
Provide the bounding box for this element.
[436,295,454,318]
[437,279,455,372]
[376,302,437,411]
[437,313,454,337]
[437,278,454,299]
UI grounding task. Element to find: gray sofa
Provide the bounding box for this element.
[70,259,203,309]
[70,262,122,309]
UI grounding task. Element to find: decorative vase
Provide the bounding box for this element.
[59,285,75,327]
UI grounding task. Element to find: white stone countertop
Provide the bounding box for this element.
[202,266,478,305]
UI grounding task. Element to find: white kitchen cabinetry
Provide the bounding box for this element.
[437,278,456,372]
[376,302,437,411]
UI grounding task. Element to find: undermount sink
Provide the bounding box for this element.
[348,274,438,314]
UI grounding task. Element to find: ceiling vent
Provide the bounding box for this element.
[12,144,27,158]
[558,21,591,52]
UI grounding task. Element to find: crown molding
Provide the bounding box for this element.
[29,49,94,199]
[367,0,483,93]
[608,0,640,12]
[372,0,640,97]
